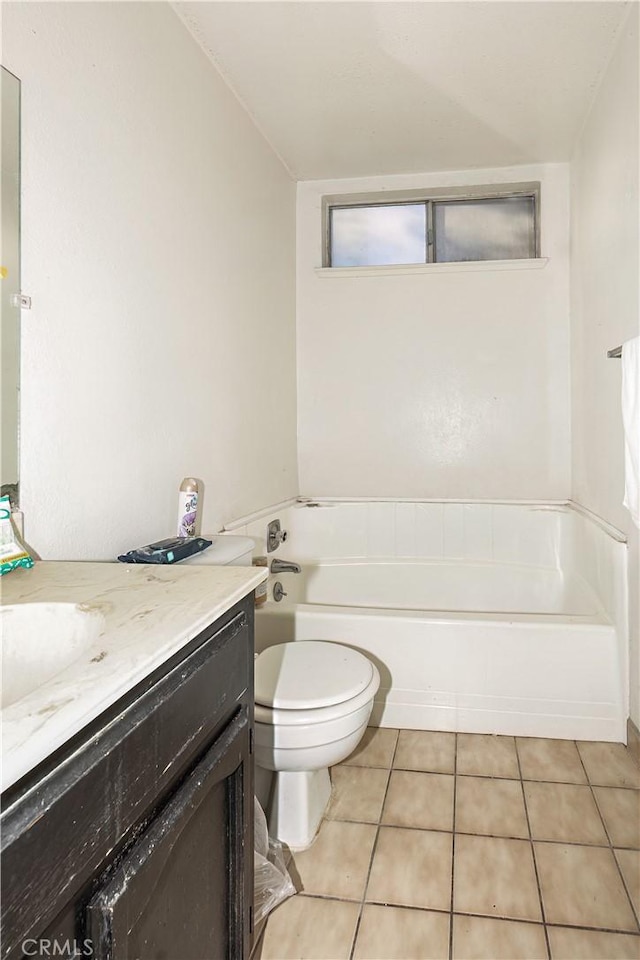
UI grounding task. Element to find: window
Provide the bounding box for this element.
[330,203,427,267]
[325,184,539,268]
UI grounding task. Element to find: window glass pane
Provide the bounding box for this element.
[433,196,535,263]
[330,203,426,267]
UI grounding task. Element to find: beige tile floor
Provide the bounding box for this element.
[255,729,640,960]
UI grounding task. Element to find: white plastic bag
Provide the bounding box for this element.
[254,798,296,925]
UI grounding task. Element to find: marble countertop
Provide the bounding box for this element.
[1,560,267,795]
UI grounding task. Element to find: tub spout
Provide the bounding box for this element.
[270,558,301,574]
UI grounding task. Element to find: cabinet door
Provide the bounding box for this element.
[86,709,251,960]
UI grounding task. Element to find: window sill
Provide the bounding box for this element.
[314,258,548,279]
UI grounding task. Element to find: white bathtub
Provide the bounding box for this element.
[280,559,601,616]
[234,500,628,741]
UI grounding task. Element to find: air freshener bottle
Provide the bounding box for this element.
[177,477,200,537]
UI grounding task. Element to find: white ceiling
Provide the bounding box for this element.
[175,1,632,181]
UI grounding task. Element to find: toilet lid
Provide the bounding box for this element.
[255,641,375,710]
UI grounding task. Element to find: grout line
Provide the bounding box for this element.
[295,892,640,938]
[576,745,640,933]
[515,738,552,960]
[347,730,400,960]
[348,762,640,791]
[448,733,458,960]
[544,921,640,937]
[457,771,638,790]
[613,849,640,931]
[323,815,640,850]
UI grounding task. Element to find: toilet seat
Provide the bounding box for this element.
[255,641,374,710]
[254,667,380,728]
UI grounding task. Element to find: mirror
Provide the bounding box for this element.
[1,67,21,506]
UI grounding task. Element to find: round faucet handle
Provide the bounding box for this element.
[273,581,288,602]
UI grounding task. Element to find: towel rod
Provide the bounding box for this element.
[607,346,622,358]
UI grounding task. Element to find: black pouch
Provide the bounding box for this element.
[117,537,212,564]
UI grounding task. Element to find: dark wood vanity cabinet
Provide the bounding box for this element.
[1,595,255,960]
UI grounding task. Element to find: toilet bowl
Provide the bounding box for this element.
[254,640,380,849]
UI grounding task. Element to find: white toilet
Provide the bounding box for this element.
[180,534,255,567]
[254,640,380,849]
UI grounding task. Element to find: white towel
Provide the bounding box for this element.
[622,336,640,528]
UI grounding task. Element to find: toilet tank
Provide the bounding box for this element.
[180,535,254,567]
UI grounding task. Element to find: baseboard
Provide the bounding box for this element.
[371,700,626,742]
[627,718,640,768]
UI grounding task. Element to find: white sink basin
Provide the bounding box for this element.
[1,603,105,709]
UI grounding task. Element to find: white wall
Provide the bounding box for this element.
[570,5,640,726]
[2,1,298,559]
[297,164,571,500]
